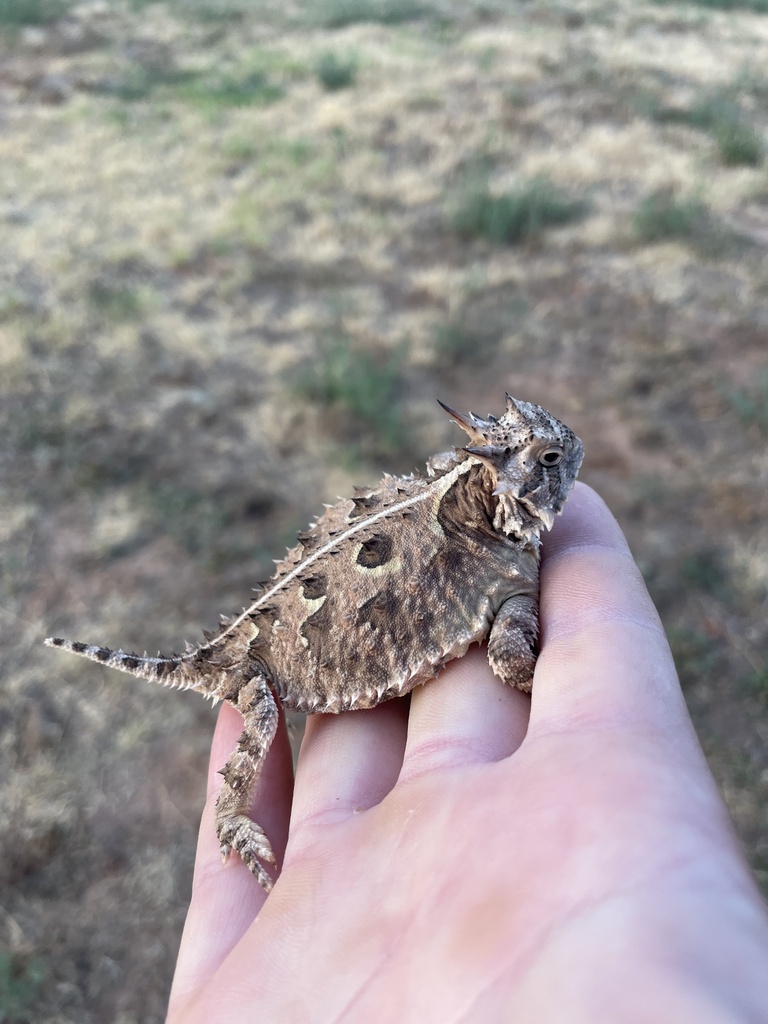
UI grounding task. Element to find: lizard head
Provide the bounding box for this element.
[439,394,584,538]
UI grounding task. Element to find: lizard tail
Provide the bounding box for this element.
[44,636,218,697]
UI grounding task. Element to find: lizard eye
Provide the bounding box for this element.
[539,447,563,467]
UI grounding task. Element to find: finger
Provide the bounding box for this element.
[530,483,693,739]
[289,697,409,832]
[400,645,530,783]
[168,701,294,1013]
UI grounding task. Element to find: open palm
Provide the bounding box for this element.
[168,485,768,1023]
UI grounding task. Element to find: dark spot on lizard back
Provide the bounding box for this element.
[349,494,380,519]
[356,588,398,630]
[356,534,393,569]
[300,574,327,600]
[299,595,334,663]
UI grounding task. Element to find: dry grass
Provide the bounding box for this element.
[2,1,767,1020]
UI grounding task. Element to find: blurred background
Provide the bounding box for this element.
[1,0,767,1020]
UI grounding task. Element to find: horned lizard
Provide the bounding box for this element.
[46,395,583,892]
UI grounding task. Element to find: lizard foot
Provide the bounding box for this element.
[218,814,276,892]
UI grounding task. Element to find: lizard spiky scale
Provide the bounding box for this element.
[45,395,584,892]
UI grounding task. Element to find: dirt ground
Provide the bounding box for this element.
[1,1,767,1021]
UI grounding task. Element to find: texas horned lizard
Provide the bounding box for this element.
[46,395,583,892]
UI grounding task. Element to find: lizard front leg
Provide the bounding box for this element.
[486,593,539,693]
[216,674,279,892]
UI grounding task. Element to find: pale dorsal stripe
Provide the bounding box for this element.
[202,459,477,653]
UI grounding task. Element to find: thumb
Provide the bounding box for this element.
[529,483,695,749]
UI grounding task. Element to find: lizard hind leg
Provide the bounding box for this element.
[216,674,279,893]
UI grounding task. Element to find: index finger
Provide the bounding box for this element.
[530,483,695,744]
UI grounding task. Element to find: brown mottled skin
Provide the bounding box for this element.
[46,395,584,892]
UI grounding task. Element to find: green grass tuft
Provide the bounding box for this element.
[641,86,764,168]
[724,368,768,434]
[195,70,283,108]
[680,548,730,597]
[0,952,45,1023]
[142,483,234,559]
[315,0,431,28]
[713,117,764,166]
[632,190,709,242]
[315,51,358,91]
[668,627,723,687]
[88,281,151,322]
[0,0,69,24]
[686,90,741,131]
[292,335,409,458]
[650,0,768,9]
[432,293,527,367]
[92,65,283,108]
[136,0,254,17]
[92,68,202,103]
[432,323,479,364]
[742,665,768,704]
[452,175,587,245]
[688,91,764,166]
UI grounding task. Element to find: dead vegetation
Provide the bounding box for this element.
[1,0,767,1020]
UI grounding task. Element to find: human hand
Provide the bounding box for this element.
[167,484,768,1023]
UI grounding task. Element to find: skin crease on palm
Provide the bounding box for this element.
[167,484,768,1024]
